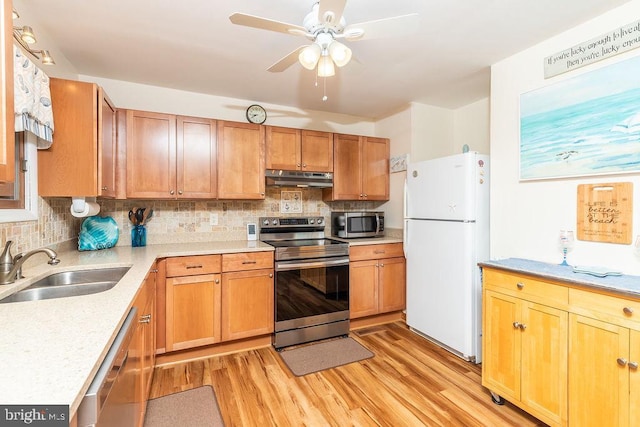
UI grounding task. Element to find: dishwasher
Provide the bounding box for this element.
[77,307,138,427]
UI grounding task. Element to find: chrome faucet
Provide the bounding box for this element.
[0,241,60,285]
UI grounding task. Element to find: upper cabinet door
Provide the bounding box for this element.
[265,126,301,171]
[39,78,99,197]
[126,110,177,199]
[98,90,117,198]
[301,130,333,172]
[361,137,389,200]
[217,121,265,200]
[0,0,14,184]
[176,116,217,199]
[329,133,362,200]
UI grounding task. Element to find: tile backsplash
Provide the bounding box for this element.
[1,188,385,252]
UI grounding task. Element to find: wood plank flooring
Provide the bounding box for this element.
[149,322,546,426]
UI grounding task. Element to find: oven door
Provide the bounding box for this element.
[274,256,349,332]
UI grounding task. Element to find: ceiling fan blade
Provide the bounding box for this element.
[229,12,308,36]
[267,46,308,72]
[343,13,419,41]
[318,0,347,27]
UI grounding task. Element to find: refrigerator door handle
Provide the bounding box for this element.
[403,178,408,220]
[403,219,409,258]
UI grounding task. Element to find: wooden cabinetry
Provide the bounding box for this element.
[132,264,156,427]
[38,78,118,197]
[165,255,222,351]
[266,126,333,172]
[482,268,570,427]
[349,243,405,319]
[568,288,640,427]
[0,0,14,184]
[217,121,265,199]
[221,251,274,341]
[126,111,217,199]
[325,134,389,201]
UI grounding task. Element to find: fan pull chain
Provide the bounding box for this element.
[323,77,328,101]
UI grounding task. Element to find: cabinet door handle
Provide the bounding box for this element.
[150,269,158,273]
[513,322,521,329]
[302,163,307,168]
[363,194,368,198]
[178,190,183,195]
[617,357,628,367]
[519,323,526,330]
[373,250,385,254]
[269,273,273,278]
[380,263,384,267]
[170,190,175,195]
[623,307,634,315]
[101,186,108,191]
[629,361,639,370]
[186,264,203,269]
[516,282,525,289]
[242,260,257,264]
[139,314,151,324]
[297,163,301,167]
[215,279,220,284]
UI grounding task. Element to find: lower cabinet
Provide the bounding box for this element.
[349,243,405,319]
[133,263,157,427]
[568,288,640,427]
[162,251,274,352]
[221,252,274,341]
[165,255,222,351]
[482,267,640,427]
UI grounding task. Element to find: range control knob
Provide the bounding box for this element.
[272,219,278,225]
[263,219,269,226]
[317,218,324,225]
[309,219,315,224]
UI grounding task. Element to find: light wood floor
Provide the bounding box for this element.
[149,322,546,426]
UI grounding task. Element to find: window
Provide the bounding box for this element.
[0,132,38,222]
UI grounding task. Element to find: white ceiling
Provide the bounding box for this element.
[15,0,631,119]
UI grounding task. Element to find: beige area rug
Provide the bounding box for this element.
[144,385,224,427]
[279,337,374,376]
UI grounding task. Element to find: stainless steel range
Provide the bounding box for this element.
[259,216,350,350]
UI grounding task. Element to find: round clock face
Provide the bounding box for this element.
[246,104,267,124]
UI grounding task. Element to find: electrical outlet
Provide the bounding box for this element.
[209,213,218,226]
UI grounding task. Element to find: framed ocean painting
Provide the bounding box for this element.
[520,54,640,181]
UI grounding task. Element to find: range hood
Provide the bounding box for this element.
[265,170,333,188]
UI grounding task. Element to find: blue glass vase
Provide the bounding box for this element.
[131,225,147,247]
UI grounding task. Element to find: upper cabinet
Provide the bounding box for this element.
[324,134,389,201]
[266,126,333,172]
[38,78,118,197]
[126,111,217,199]
[217,121,265,199]
[0,0,14,184]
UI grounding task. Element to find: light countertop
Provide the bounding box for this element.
[479,258,640,299]
[333,236,403,246]
[0,241,273,416]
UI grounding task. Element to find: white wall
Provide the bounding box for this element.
[376,106,412,228]
[80,76,376,136]
[454,98,490,155]
[410,103,455,161]
[491,0,640,274]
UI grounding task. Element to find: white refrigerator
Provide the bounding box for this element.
[403,152,489,363]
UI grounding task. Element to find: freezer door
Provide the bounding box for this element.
[406,153,480,221]
[405,219,481,362]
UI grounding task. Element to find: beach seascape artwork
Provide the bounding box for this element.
[520,54,640,180]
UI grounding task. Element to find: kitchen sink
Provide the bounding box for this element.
[0,267,131,303]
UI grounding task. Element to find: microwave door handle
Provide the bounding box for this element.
[375,213,380,234]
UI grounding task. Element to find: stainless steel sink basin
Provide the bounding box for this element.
[0,267,131,303]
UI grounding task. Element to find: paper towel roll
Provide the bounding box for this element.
[70,197,100,218]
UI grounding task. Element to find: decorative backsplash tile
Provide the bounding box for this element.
[1,188,384,251]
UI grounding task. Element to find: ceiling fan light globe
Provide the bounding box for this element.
[328,41,351,67]
[298,44,321,70]
[317,55,335,77]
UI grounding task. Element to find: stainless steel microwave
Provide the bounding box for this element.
[331,212,385,239]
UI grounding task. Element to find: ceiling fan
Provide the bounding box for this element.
[229,0,418,77]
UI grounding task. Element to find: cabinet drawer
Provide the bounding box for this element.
[350,243,404,261]
[483,268,568,306]
[222,251,274,272]
[166,255,221,277]
[570,287,640,328]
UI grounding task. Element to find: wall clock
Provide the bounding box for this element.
[246,104,267,124]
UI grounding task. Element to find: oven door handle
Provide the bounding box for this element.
[276,258,350,271]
